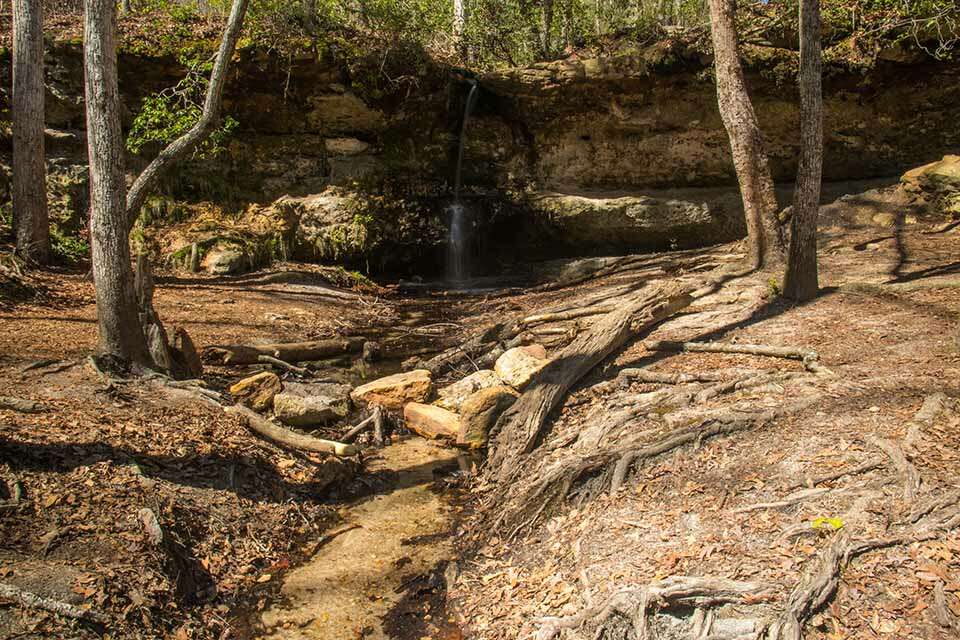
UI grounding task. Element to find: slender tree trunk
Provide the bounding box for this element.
[783,0,822,301]
[541,0,553,57]
[707,0,784,269]
[84,0,152,365]
[124,0,249,224]
[12,0,50,265]
[453,0,465,37]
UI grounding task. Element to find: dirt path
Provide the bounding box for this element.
[259,437,462,639]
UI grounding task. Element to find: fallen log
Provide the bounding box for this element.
[487,284,694,481]
[225,405,357,456]
[644,340,831,374]
[205,337,365,365]
[0,581,108,624]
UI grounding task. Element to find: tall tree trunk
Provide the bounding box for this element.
[541,0,553,57]
[83,0,250,367]
[707,0,784,269]
[84,0,152,365]
[12,0,50,265]
[453,0,465,36]
[783,0,823,301]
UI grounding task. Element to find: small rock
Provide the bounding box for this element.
[362,341,381,363]
[435,369,501,412]
[350,369,433,411]
[229,371,282,411]
[274,383,352,427]
[458,386,518,450]
[871,212,898,228]
[403,402,459,440]
[494,345,550,390]
[202,244,247,275]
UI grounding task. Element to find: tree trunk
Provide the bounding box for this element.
[453,0,465,37]
[783,0,823,301]
[12,0,50,265]
[124,0,250,225]
[83,0,249,367]
[84,0,152,365]
[707,0,783,269]
[541,0,553,57]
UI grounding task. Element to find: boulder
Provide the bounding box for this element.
[273,382,352,427]
[458,386,518,450]
[435,369,502,412]
[230,371,282,411]
[901,155,960,194]
[403,402,459,441]
[201,243,247,275]
[351,370,433,411]
[495,345,550,390]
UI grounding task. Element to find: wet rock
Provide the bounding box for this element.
[201,243,248,275]
[458,386,518,450]
[495,345,549,390]
[274,382,352,427]
[403,402,459,440]
[435,369,501,412]
[230,371,282,411]
[351,370,433,412]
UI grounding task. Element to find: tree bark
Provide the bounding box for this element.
[541,0,554,57]
[707,0,784,269]
[12,0,50,265]
[124,0,250,225]
[453,0,465,36]
[783,0,823,301]
[84,0,153,365]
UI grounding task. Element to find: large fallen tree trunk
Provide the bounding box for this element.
[225,405,357,456]
[486,283,694,482]
[205,337,365,365]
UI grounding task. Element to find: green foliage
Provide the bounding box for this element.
[50,231,89,265]
[126,53,238,158]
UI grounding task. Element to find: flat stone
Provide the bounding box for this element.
[458,386,518,450]
[202,243,248,275]
[435,369,502,412]
[230,371,282,412]
[351,369,433,412]
[403,402,459,441]
[274,382,352,427]
[494,345,549,390]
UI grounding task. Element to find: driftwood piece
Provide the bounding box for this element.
[487,285,695,481]
[644,339,830,374]
[206,337,365,365]
[0,396,49,413]
[0,581,108,624]
[225,405,357,456]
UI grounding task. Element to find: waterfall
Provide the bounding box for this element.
[446,81,480,284]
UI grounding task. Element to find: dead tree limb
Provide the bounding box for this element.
[0,581,108,624]
[257,354,312,377]
[0,396,49,413]
[644,340,830,374]
[342,407,381,443]
[205,337,365,365]
[487,285,694,482]
[618,369,726,385]
[225,405,357,456]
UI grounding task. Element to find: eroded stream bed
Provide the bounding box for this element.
[259,437,466,639]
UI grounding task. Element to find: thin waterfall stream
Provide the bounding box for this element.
[446,81,480,284]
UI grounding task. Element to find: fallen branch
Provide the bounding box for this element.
[0,396,49,413]
[521,304,616,327]
[342,407,382,443]
[644,339,830,374]
[0,581,108,624]
[205,337,365,365]
[257,354,312,377]
[734,487,833,513]
[225,405,357,456]
[618,369,725,385]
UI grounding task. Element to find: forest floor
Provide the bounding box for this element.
[0,177,959,639]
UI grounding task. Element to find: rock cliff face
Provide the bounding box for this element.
[9,42,960,272]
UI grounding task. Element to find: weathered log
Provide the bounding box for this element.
[487,284,694,481]
[0,581,108,624]
[521,304,616,327]
[225,405,357,456]
[206,337,365,365]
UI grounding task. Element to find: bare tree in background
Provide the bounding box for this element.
[541,0,553,57]
[453,0,465,36]
[12,0,50,265]
[707,0,784,269]
[783,0,823,300]
[83,0,250,367]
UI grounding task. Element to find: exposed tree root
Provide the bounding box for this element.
[0,581,108,624]
[788,459,884,490]
[487,284,695,482]
[644,340,830,375]
[618,369,726,385]
[0,396,49,413]
[869,436,921,500]
[733,487,834,513]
